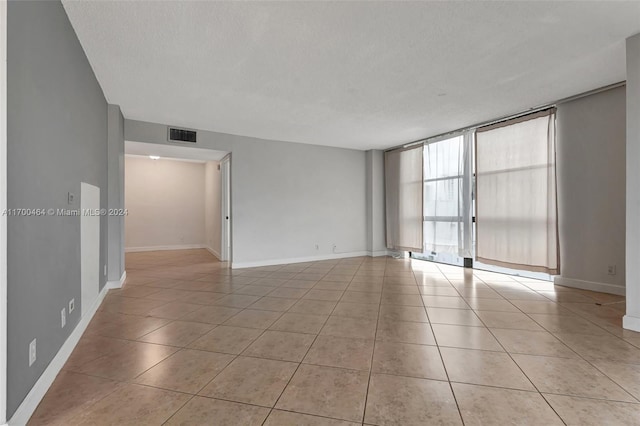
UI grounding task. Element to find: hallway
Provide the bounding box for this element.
[29,249,640,425]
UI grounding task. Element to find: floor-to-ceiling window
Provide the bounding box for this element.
[410,110,558,281]
[413,133,472,266]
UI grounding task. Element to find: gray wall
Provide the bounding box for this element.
[125,120,368,266]
[107,104,125,281]
[556,86,626,292]
[7,1,108,417]
[625,33,640,327]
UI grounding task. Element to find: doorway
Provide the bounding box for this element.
[122,141,231,263]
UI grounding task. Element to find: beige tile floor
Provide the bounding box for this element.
[28,249,640,425]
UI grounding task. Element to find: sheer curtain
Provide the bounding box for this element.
[475,109,559,274]
[385,145,423,251]
[423,133,473,257]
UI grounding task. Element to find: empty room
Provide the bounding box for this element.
[2,1,640,425]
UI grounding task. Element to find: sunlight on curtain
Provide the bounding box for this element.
[385,145,423,251]
[475,109,559,274]
[423,133,473,257]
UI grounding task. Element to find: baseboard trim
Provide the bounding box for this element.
[367,250,389,257]
[553,276,625,296]
[623,315,640,332]
[125,244,206,253]
[7,280,119,425]
[205,246,222,261]
[108,270,126,289]
[232,251,375,269]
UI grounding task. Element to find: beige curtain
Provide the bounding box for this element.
[475,109,559,274]
[385,145,424,251]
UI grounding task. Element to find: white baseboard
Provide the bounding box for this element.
[206,246,221,261]
[125,244,206,253]
[7,278,122,425]
[232,251,373,269]
[623,315,640,332]
[108,270,126,289]
[553,276,626,296]
[367,250,389,257]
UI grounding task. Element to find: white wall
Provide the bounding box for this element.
[125,156,206,251]
[555,86,626,294]
[205,161,221,258]
[125,120,369,267]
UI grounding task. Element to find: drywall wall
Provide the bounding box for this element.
[366,150,386,254]
[6,0,108,417]
[125,119,368,266]
[125,156,206,250]
[205,161,222,258]
[625,33,640,330]
[555,86,626,294]
[0,2,7,423]
[107,104,125,281]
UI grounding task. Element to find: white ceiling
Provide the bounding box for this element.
[125,140,228,162]
[63,1,640,150]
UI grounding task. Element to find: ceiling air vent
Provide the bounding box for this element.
[168,127,197,143]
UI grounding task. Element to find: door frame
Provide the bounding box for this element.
[220,154,231,262]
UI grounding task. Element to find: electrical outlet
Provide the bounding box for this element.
[315,244,319,250]
[29,339,36,366]
[608,265,617,275]
[103,264,107,276]
[332,244,337,253]
[67,192,75,204]
[61,308,66,328]
[69,298,75,313]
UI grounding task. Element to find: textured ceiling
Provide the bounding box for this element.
[63,1,640,150]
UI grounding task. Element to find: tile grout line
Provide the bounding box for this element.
[360,258,386,426]
[259,260,346,425]
[459,271,572,424]
[484,281,640,405]
[114,260,640,412]
[38,253,640,424]
[109,261,292,425]
[426,262,467,426]
[158,261,300,426]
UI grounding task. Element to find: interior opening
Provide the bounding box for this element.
[123,141,231,264]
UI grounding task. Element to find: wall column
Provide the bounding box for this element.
[107,104,125,282]
[366,150,386,255]
[625,33,640,332]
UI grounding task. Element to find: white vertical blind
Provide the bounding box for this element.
[385,145,424,251]
[475,109,559,274]
[423,132,473,257]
